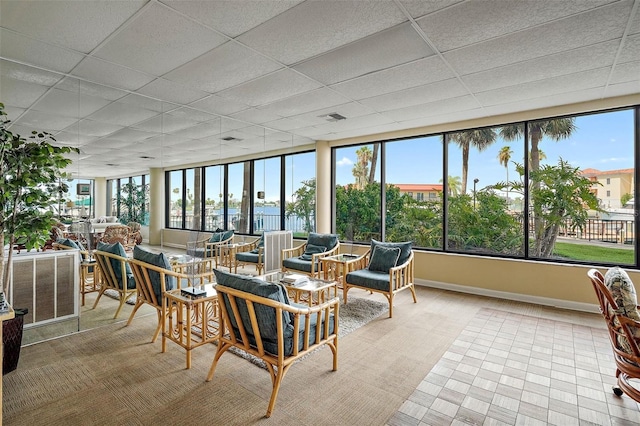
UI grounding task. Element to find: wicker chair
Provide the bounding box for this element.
[588,268,640,402]
[93,242,136,318]
[101,224,132,249]
[344,240,417,318]
[186,230,234,267]
[281,233,340,278]
[207,270,339,418]
[127,221,143,246]
[234,235,264,275]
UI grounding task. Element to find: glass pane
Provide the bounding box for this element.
[254,157,281,233]
[447,125,525,256]
[385,135,443,249]
[285,151,316,237]
[168,170,183,228]
[119,175,148,225]
[184,168,202,230]
[527,109,635,265]
[334,143,381,243]
[227,161,250,233]
[204,165,224,231]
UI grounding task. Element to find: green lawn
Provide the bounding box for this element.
[553,242,634,264]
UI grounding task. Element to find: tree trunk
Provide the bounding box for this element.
[368,143,378,184]
[238,162,251,233]
[461,144,469,194]
[192,168,201,230]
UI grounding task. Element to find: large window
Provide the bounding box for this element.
[167,170,183,228]
[204,165,224,231]
[254,157,281,234]
[107,174,149,225]
[332,106,638,268]
[284,152,316,237]
[334,143,381,243]
[227,161,251,234]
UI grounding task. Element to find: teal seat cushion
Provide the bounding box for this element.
[209,230,234,243]
[368,245,401,273]
[97,242,135,289]
[282,256,313,273]
[186,247,214,258]
[133,246,176,301]
[307,232,339,252]
[236,251,260,264]
[300,243,326,261]
[346,269,390,292]
[371,239,412,266]
[214,269,333,356]
[57,238,89,265]
[249,234,265,254]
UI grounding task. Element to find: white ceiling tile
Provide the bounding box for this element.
[117,94,164,112]
[261,88,352,117]
[136,78,210,105]
[383,95,479,122]
[94,2,228,75]
[108,128,158,143]
[0,77,51,108]
[230,108,284,125]
[462,39,619,92]
[604,80,640,97]
[161,0,302,38]
[400,0,464,19]
[293,23,434,85]
[0,29,83,74]
[72,57,155,91]
[32,88,112,119]
[166,121,222,139]
[87,102,158,127]
[237,0,407,65]
[262,117,309,132]
[417,0,617,52]
[217,69,321,107]
[0,1,146,53]
[190,95,249,116]
[169,107,220,123]
[56,78,129,102]
[14,109,78,132]
[329,55,455,100]
[618,33,640,64]
[132,112,200,134]
[92,138,134,150]
[310,113,395,135]
[164,41,283,93]
[475,68,611,106]
[2,105,24,122]
[0,59,63,87]
[71,119,124,137]
[609,61,640,84]
[444,1,633,75]
[360,78,469,112]
[54,131,98,146]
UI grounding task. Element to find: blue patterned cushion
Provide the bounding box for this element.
[371,239,412,266]
[97,242,135,289]
[57,238,88,264]
[133,246,176,301]
[346,268,391,292]
[236,251,260,264]
[300,243,326,261]
[368,245,401,273]
[209,232,224,243]
[307,233,339,252]
[605,267,640,352]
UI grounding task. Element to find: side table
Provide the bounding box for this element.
[163,284,220,369]
[80,259,100,306]
[259,271,338,307]
[321,254,363,288]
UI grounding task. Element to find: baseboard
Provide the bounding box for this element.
[415,278,599,314]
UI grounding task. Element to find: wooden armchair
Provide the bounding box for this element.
[186,230,234,267]
[127,246,189,343]
[281,232,340,278]
[588,268,640,402]
[234,235,264,275]
[93,242,136,318]
[344,240,417,318]
[207,269,339,418]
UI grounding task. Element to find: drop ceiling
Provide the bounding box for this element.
[1,0,638,179]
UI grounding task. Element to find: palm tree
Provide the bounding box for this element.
[440,176,462,196]
[353,146,372,189]
[498,146,513,202]
[449,129,497,194]
[368,143,379,184]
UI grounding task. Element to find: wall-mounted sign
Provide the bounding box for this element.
[257,191,265,199]
[77,183,91,196]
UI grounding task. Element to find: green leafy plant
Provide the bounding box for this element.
[0,102,78,291]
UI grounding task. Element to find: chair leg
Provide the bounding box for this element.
[265,365,287,418]
[388,293,393,318]
[151,309,162,343]
[409,284,417,303]
[126,299,144,326]
[92,288,106,309]
[206,342,233,381]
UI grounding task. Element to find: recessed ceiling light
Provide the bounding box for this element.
[221,136,242,142]
[140,155,155,159]
[105,163,119,167]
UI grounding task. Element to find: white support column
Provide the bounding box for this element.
[149,167,165,246]
[315,141,331,233]
[93,177,107,217]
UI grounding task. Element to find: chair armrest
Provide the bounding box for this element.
[346,250,371,271]
[617,315,640,358]
[186,236,210,250]
[282,243,306,260]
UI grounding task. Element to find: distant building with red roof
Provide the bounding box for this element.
[580,167,634,208]
[391,183,443,201]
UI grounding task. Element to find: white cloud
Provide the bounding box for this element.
[610,138,616,142]
[337,157,353,167]
[599,157,630,163]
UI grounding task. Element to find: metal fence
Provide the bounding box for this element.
[169,213,311,234]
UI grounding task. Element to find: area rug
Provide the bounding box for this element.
[103,289,137,305]
[225,296,388,369]
[389,308,628,426]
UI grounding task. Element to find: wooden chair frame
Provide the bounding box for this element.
[92,249,136,318]
[234,236,264,275]
[207,284,339,418]
[344,250,417,318]
[127,258,197,343]
[588,268,640,402]
[281,241,340,278]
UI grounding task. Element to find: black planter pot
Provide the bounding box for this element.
[3,308,28,375]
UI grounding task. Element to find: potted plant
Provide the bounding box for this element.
[0,102,77,373]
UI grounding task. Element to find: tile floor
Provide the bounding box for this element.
[389,308,640,426]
